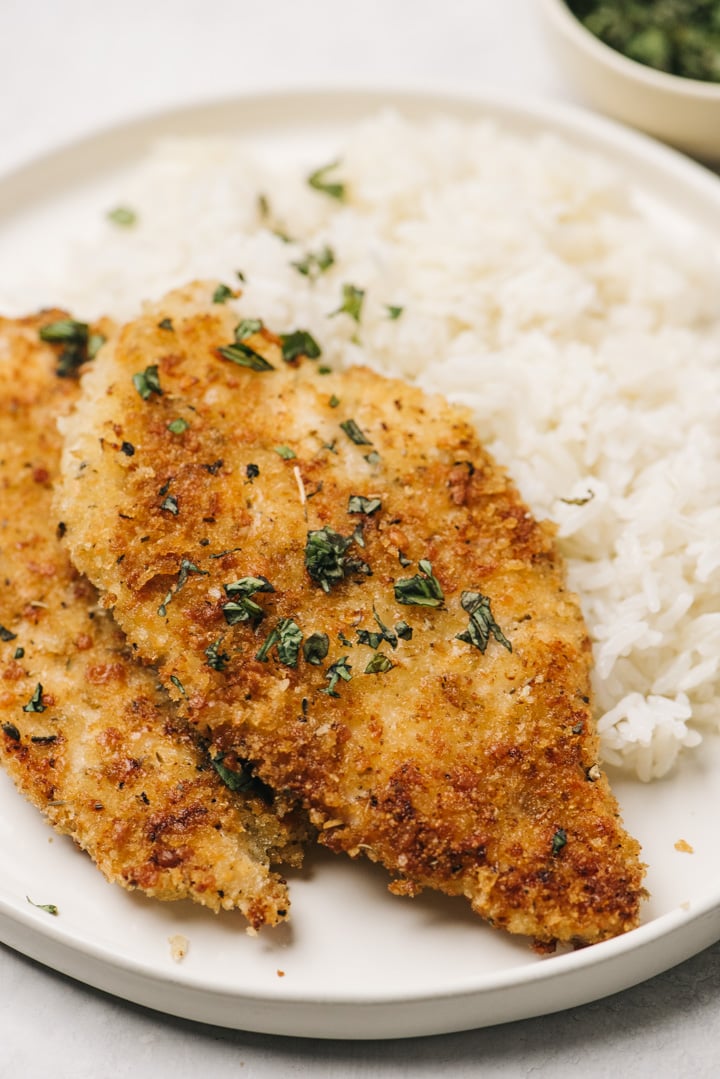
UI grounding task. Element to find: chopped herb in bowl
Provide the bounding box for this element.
[566,0,720,82]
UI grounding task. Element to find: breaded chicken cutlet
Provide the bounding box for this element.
[0,313,307,929]
[59,281,646,947]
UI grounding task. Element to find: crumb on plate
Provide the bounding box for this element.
[169,933,189,962]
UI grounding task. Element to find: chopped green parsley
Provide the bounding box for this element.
[331,283,365,323]
[305,527,370,592]
[364,653,394,674]
[292,244,335,279]
[212,283,234,304]
[22,683,46,713]
[39,318,91,378]
[107,206,137,227]
[87,333,106,359]
[321,656,352,697]
[26,896,58,916]
[347,495,381,515]
[39,319,88,344]
[357,608,398,650]
[455,591,512,654]
[256,618,303,667]
[235,318,263,340]
[160,494,179,515]
[212,754,254,792]
[340,418,372,446]
[205,637,230,671]
[170,674,187,698]
[303,632,330,666]
[551,828,567,856]
[217,341,274,372]
[307,160,346,201]
[280,330,322,363]
[224,575,275,597]
[222,575,274,626]
[132,364,163,400]
[157,559,208,617]
[167,417,189,434]
[394,560,444,608]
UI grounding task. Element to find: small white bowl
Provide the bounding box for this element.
[540,0,720,162]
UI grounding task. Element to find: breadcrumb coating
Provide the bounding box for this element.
[59,282,645,945]
[0,313,307,929]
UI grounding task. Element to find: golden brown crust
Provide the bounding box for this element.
[59,281,646,945]
[0,313,307,928]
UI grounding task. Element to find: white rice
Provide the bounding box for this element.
[4,111,719,780]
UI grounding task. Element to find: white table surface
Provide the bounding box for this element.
[1,1,719,1075]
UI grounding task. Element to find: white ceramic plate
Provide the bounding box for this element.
[1,90,719,1040]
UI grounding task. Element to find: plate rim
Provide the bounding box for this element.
[1,84,720,224]
[1,84,719,1038]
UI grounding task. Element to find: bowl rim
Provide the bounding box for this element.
[541,0,720,101]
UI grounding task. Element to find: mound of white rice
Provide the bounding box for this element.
[4,111,719,780]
